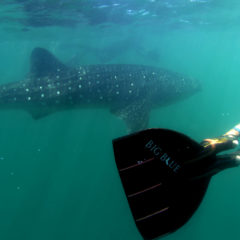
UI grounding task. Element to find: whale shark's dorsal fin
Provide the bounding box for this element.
[30,47,70,79]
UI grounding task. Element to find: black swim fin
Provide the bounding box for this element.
[112,128,240,239]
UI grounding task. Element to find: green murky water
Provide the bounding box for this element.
[0,1,240,239]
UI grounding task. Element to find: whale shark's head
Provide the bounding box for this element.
[151,70,201,107]
[172,75,201,98]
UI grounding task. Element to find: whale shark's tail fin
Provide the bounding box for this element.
[30,47,70,79]
[112,127,240,239]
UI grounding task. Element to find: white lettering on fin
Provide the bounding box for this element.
[145,139,181,173]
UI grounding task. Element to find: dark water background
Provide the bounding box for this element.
[0,0,240,239]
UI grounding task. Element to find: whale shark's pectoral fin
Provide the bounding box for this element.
[111,101,150,133]
[27,107,55,119]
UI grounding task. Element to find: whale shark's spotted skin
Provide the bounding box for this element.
[0,48,200,132]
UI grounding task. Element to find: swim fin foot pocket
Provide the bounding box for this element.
[112,128,240,239]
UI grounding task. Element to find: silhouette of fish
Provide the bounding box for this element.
[0,47,200,132]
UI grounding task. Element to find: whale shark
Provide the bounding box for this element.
[0,47,200,132]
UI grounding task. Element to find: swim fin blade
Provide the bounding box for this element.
[113,128,214,239]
